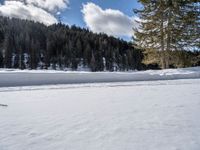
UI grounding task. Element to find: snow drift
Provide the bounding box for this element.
[0,67,200,87]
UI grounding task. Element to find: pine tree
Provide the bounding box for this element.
[0,50,3,67]
[4,33,13,68]
[90,52,96,71]
[133,0,166,68]
[179,1,200,50]
[134,0,199,69]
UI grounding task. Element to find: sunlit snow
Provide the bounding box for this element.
[0,78,200,150]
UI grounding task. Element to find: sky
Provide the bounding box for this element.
[0,0,141,40]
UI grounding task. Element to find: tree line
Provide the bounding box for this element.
[0,16,143,71]
[0,12,199,71]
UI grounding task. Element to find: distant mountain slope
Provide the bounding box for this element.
[0,16,143,71]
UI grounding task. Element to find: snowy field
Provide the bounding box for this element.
[0,79,200,150]
[0,67,200,87]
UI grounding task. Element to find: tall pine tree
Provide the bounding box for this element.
[134,0,199,69]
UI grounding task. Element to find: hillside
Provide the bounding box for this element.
[0,17,143,71]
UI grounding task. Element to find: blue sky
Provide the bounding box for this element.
[0,0,141,40]
[62,0,141,27]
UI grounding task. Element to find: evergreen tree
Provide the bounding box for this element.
[4,33,13,68]
[0,50,3,67]
[134,0,199,69]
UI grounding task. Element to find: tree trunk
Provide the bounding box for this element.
[166,3,173,69]
[160,10,166,69]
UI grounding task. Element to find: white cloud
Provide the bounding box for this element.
[0,0,69,25]
[82,2,137,37]
[25,0,69,12]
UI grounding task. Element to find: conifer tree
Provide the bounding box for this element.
[134,0,199,69]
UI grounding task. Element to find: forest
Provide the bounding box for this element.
[0,15,199,71]
[0,16,143,71]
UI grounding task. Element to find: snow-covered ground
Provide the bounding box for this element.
[0,67,200,87]
[0,79,200,150]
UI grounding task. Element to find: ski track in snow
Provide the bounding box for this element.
[0,79,200,150]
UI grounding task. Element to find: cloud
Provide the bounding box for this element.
[25,0,69,12]
[82,2,137,37]
[0,0,69,25]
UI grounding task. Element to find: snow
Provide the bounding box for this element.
[0,67,200,87]
[0,79,200,150]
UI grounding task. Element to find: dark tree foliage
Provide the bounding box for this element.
[0,17,143,71]
[134,0,200,69]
